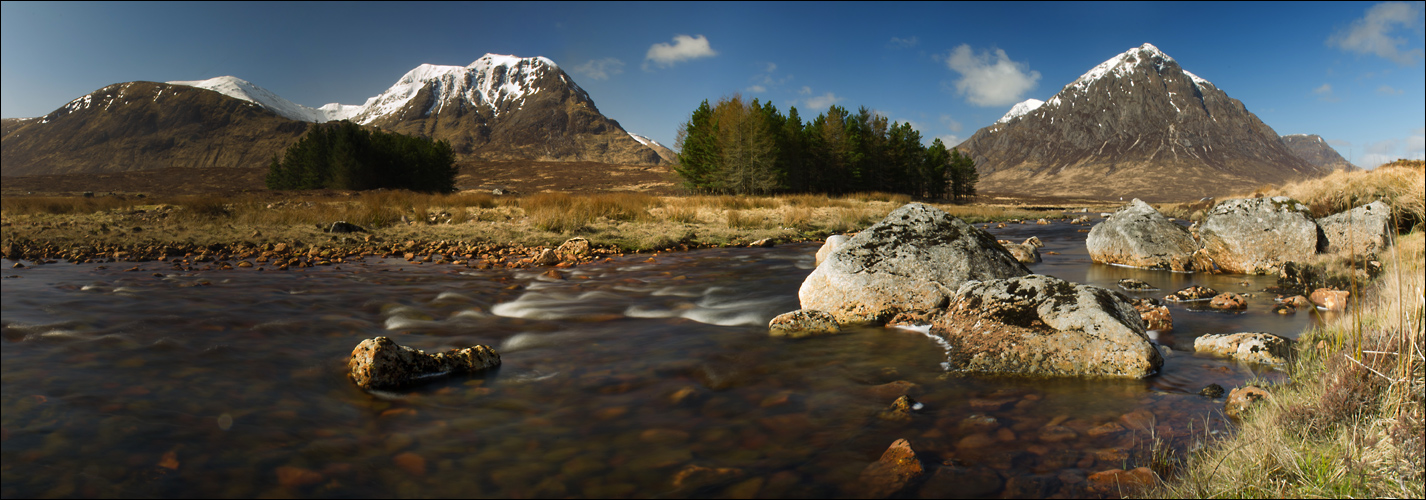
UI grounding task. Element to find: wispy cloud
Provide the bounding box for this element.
[935,134,963,147]
[1327,1,1426,66]
[570,58,625,81]
[798,86,812,95]
[746,85,767,93]
[888,36,919,49]
[943,44,1041,107]
[1313,83,1340,102]
[804,92,844,110]
[644,34,718,70]
[940,114,963,133]
[1376,84,1405,95]
[1356,127,1426,168]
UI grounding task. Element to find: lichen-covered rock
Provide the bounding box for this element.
[348,337,500,390]
[814,234,850,266]
[1317,201,1392,256]
[856,439,924,498]
[1209,292,1247,310]
[556,237,591,258]
[799,203,1029,325]
[932,274,1163,378]
[768,309,840,338]
[1132,298,1172,331]
[1194,332,1293,366]
[998,239,1042,264]
[1086,199,1201,271]
[1199,197,1319,274]
[1224,386,1272,419]
[1165,285,1218,302]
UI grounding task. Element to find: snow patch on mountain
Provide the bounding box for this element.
[996,99,1044,124]
[167,76,335,122]
[168,54,577,125]
[627,132,666,149]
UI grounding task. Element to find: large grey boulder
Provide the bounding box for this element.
[798,203,1029,325]
[1198,197,1318,274]
[815,234,850,266]
[1086,199,1200,271]
[1317,200,1392,256]
[348,337,500,390]
[932,274,1163,378]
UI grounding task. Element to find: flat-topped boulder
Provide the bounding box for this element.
[1198,197,1318,274]
[798,203,1029,325]
[768,309,840,338]
[349,337,501,390]
[1317,200,1393,256]
[931,274,1163,378]
[1086,199,1201,271]
[1194,332,1293,366]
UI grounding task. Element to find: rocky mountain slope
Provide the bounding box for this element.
[3,54,662,177]
[1,81,309,177]
[1281,134,1357,172]
[957,43,1329,201]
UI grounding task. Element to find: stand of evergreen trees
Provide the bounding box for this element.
[265,120,457,193]
[674,95,977,200]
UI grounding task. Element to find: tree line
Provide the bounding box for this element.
[265,120,457,193]
[674,95,978,200]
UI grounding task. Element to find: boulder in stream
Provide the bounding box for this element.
[348,337,500,390]
[855,439,925,498]
[997,239,1042,264]
[1317,200,1393,256]
[1193,332,1293,366]
[768,309,840,338]
[799,203,1029,325]
[1086,199,1201,271]
[932,274,1163,378]
[1198,197,1318,274]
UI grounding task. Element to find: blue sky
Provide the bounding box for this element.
[3,1,1422,168]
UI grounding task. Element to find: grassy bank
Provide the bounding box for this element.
[1155,161,1425,498]
[1,191,1070,265]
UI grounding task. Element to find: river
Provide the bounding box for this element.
[0,217,1335,498]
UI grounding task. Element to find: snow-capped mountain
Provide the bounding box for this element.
[958,43,1328,201]
[3,54,664,176]
[628,132,677,163]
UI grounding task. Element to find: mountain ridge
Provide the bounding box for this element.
[958,43,1329,201]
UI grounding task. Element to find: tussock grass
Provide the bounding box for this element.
[1156,166,1425,499]
[0,195,146,215]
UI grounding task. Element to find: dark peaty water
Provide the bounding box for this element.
[0,219,1337,498]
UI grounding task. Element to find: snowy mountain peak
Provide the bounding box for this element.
[167,76,332,122]
[996,99,1045,124]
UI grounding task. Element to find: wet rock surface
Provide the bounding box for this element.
[1224,386,1272,419]
[932,274,1163,378]
[348,337,501,390]
[1198,197,1318,274]
[1165,285,1218,302]
[856,439,925,498]
[1309,288,1351,311]
[799,203,1029,325]
[768,309,841,338]
[1209,292,1247,310]
[1193,332,1293,366]
[1086,199,1201,271]
[1131,298,1173,332]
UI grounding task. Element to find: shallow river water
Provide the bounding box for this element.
[1,218,1336,498]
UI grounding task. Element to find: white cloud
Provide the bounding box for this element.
[643,34,718,70]
[798,86,813,95]
[935,134,963,147]
[746,85,767,93]
[1376,84,1405,95]
[765,62,777,73]
[944,44,1041,107]
[1314,83,1340,102]
[804,92,844,110]
[1355,127,1426,168]
[888,36,919,49]
[1328,1,1426,66]
[570,58,625,81]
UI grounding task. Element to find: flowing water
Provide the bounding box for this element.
[0,218,1337,498]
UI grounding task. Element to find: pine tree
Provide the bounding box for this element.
[674,100,720,192]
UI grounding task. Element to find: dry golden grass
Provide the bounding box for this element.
[1156,164,1425,500]
[1231,160,1425,230]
